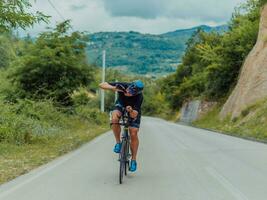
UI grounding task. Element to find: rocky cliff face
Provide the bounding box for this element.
[220,4,267,118]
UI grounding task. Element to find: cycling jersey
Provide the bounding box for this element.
[109,82,143,128]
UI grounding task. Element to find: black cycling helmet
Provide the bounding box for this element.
[128,80,144,95]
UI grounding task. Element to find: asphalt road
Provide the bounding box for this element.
[1,117,267,200]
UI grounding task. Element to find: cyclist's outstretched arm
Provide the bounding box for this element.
[99,82,126,93]
[99,82,117,91]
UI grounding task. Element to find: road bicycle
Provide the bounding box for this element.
[111,110,131,184]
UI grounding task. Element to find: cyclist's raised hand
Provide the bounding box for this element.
[126,106,133,113]
[126,106,138,119]
[115,84,127,93]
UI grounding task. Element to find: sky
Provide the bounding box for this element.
[23,0,247,36]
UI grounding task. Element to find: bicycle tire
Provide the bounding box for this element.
[125,160,129,176]
[119,161,124,184]
[124,141,130,176]
[119,140,126,184]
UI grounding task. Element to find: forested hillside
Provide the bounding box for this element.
[86,25,227,76]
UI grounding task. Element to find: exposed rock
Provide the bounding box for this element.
[180,100,217,123]
[198,101,217,117]
[180,100,201,123]
[220,4,267,119]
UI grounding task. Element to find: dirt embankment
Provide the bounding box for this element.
[220,4,267,119]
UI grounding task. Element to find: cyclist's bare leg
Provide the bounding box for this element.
[112,110,122,143]
[129,127,139,160]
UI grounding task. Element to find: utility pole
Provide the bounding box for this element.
[115,79,118,103]
[101,50,106,112]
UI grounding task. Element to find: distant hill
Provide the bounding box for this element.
[161,25,228,37]
[86,25,227,76]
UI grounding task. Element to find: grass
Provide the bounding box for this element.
[193,98,267,141]
[0,121,108,184]
[0,97,109,185]
[0,38,111,185]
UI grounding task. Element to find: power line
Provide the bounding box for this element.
[47,0,75,31]
[47,0,66,21]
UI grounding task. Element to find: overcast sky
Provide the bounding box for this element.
[24,0,246,36]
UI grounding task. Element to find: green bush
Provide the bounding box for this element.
[0,98,109,145]
[12,21,95,105]
[0,100,67,144]
[74,106,108,125]
[71,87,99,107]
[260,0,267,6]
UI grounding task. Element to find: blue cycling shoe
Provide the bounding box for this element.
[129,160,137,172]
[113,143,122,153]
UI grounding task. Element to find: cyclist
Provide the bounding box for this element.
[99,80,144,172]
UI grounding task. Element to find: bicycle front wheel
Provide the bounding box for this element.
[124,141,130,176]
[119,140,126,184]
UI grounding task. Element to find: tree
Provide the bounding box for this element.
[0,34,15,68]
[12,21,95,105]
[0,0,48,32]
[259,0,267,6]
[160,0,262,109]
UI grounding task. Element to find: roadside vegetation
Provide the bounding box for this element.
[0,1,111,184]
[160,0,262,109]
[160,0,267,139]
[193,98,267,141]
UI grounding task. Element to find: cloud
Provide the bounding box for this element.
[70,4,87,11]
[102,0,244,22]
[21,0,246,36]
[165,0,244,22]
[102,0,166,19]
